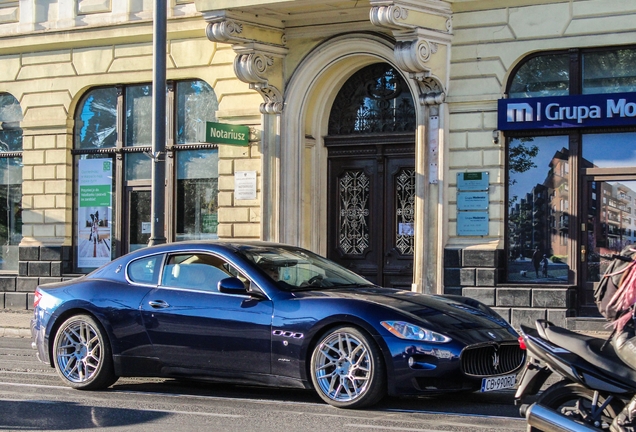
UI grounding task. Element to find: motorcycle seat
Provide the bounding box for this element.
[544,325,636,386]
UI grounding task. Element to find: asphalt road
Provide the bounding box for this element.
[0,336,529,431]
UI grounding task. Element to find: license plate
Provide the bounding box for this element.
[480,374,517,392]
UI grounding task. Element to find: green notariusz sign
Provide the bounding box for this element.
[204,121,250,146]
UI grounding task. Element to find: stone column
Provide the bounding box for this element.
[370,0,452,294]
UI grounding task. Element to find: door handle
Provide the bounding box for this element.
[148,300,170,309]
[581,246,586,263]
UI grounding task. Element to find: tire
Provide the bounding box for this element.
[532,381,623,430]
[310,326,386,408]
[52,314,118,390]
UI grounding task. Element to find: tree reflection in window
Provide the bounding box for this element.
[328,63,415,135]
[75,87,117,149]
[583,49,636,94]
[176,80,217,144]
[507,136,570,283]
[508,54,569,98]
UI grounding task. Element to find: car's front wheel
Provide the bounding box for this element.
[52,314,118,390]
[310,326,386,408]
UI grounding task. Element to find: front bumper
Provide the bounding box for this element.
[382,335,523,397]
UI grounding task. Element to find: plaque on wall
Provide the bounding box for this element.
[457,191,489,211]
[457,212,489,236]
[457,172,489,191]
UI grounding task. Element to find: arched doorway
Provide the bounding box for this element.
[325,63,416,288]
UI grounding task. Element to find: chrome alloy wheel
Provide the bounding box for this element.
[313,331,372,403]
[55,319,103,383]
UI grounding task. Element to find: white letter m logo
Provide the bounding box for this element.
[507,103,534,122]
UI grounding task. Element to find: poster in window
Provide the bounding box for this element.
[77,159,113,268]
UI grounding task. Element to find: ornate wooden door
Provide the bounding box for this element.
[327,140,415,288]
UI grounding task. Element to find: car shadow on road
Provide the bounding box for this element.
[112,378,522,418]
[0,399,169,430]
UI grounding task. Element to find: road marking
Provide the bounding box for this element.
[384,408,524,421]
[0,380,523,423]
[0,396,243,418]
[0,381,68,390]
[345,425,447,431]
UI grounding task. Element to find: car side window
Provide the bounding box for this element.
[128,255,162,285]
[161,253,234,292]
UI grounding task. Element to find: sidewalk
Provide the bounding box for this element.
[0,309,32,338]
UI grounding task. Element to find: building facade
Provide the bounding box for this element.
[2,0,636,330]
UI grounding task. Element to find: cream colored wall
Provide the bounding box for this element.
[447,0,636,249]
[0,12,263,246]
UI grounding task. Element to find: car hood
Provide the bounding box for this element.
[297,286,517,341]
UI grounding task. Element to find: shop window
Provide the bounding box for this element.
[0,93,22,272]
[73,80,218,272]
[507,136,570,282]
[505,46,636,285]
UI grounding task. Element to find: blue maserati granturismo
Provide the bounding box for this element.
[31,241,524,408]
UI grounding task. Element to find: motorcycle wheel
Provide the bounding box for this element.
[533,380,624,430]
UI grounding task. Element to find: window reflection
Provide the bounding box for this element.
[583,133,636,282]
[126,85,152,147]
[176,81,217,144]
[507,136,570,283]
[75,88,118,149]
[583,49,636,94]
[176,149,218,241]
[0,93,22,271]
[125,152,151,181]
[509,54,570,98]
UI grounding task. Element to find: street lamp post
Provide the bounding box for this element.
[149,0,167,246]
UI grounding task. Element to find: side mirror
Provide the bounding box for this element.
[218,277,248,294]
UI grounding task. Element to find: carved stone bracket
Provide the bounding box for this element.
[394,37,437,77]
[370,0,451,105]
[416,76,445,106]
[369,4,410,30]
[204,15,288,114]
[233,44,288,115]
[206,19,246,44]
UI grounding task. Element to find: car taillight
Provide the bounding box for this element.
[518,335,527,350]
[33,290,42,309]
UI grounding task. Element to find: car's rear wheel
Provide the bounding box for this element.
[310,326,386,408]
[52,314,118,389]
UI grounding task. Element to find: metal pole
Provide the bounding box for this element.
[149,0,167,246]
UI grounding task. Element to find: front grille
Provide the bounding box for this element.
[460,343,525,377]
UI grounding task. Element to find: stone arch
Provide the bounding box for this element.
[280,33,425,257]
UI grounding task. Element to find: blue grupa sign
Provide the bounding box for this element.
[497,92,636,131]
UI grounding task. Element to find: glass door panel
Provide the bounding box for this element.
[127,188,151,253]
[583,178,636,306]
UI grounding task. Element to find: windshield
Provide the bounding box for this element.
[237,245,375,291]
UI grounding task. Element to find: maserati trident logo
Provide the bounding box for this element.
[492,347,500,371]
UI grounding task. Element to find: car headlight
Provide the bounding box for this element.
[381,321,451,343]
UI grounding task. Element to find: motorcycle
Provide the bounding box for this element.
[515,319,636,431]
